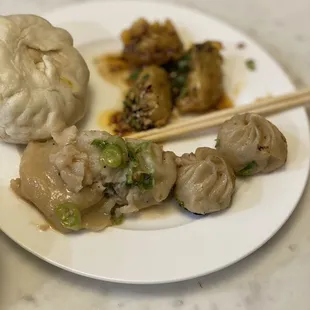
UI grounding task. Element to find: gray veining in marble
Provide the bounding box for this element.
[1,0,310,309]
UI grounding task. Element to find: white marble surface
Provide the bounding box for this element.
[1,0,310,309]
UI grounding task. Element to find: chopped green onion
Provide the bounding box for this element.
[245,59,256,71]
[123,99,132,107]
[215,138,220,148]
[125,143,136,158]
[92,137,128,168]
[125,142,154,190]
[128,68,142,81]
[139,173,154,190]
[177,54,191,71]
[127,141,151,154]
[127,148,136,162]
[238,161,257,176]
[126,170,154,190]
[181,54,191,62]
[177,59,190,71]
[125,158,139,186]
[111,214,124,225]
[176,53,191,70]
[126,169,134,185]
[127,142,152,172]
[179,87,188,99]
[163,52,191,100]
[55,202,82,231]
[141,74,150,81]
[100,144,123,168]
[107,136,128,166]
[175,198,185,208]
[175,74,187,87]
[129,118,141,130]
[91,139,107,149]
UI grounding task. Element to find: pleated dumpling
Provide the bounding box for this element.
[216,113,288,176]
[174,147,235,215]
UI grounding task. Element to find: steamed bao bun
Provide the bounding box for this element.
[0,15,90,144]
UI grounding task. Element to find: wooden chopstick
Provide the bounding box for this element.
[128,87,310,142]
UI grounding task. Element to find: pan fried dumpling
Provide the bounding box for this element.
[216,113,288,176]
[173,41,223,114]
[121,66,172,131]
[0,15,90,144]
[174,147,235,215]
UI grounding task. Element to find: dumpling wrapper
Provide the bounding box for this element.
[49,127,178,214]
[216,113,288,176]
[0,15,90,144]
[10,140,111,233]
[11,127,178,233]
[122,65,172,131]
[175,41,223,113]
[175,147,235,215]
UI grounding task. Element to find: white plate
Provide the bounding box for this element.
[0,1,309,284]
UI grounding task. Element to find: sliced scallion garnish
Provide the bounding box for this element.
[55,202,82,231]
[100,144,123,168]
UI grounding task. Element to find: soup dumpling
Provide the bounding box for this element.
[174,147,235,215]
[216,113,288,176]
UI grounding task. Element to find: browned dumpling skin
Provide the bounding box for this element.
[216,113,288,176]
[123,66,172,131]
[121,18,184,66]
[174,147,235,215]
[175,41,224,113]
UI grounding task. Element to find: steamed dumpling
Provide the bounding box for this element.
[174,147,235,215]
[0,15,90,144]
[11,126,177,232]
[50,127,177,214]
[10,139,109,233]
[216,113,288,176]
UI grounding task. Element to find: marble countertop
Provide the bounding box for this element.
[1,0,310,309]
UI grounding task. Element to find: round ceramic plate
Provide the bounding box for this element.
[0,1,309,284]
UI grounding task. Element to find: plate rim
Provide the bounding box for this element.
[0,0,309,284]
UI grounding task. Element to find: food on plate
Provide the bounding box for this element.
[95,17,232,135]
[11,126,177,233]
[0,15,90,144]
[165,41,224,113]
[216,113,288,176]
[245,59,256,71]
[10,140,108,233]
[94,53,130,87]
[121,18,184,66]
[105,41,227,135]
[174,147,235,215]
[112,66,172,133]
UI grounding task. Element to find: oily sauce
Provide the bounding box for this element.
[215,93,234,110]
[97,93,233,135]
[95,51,233,136]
